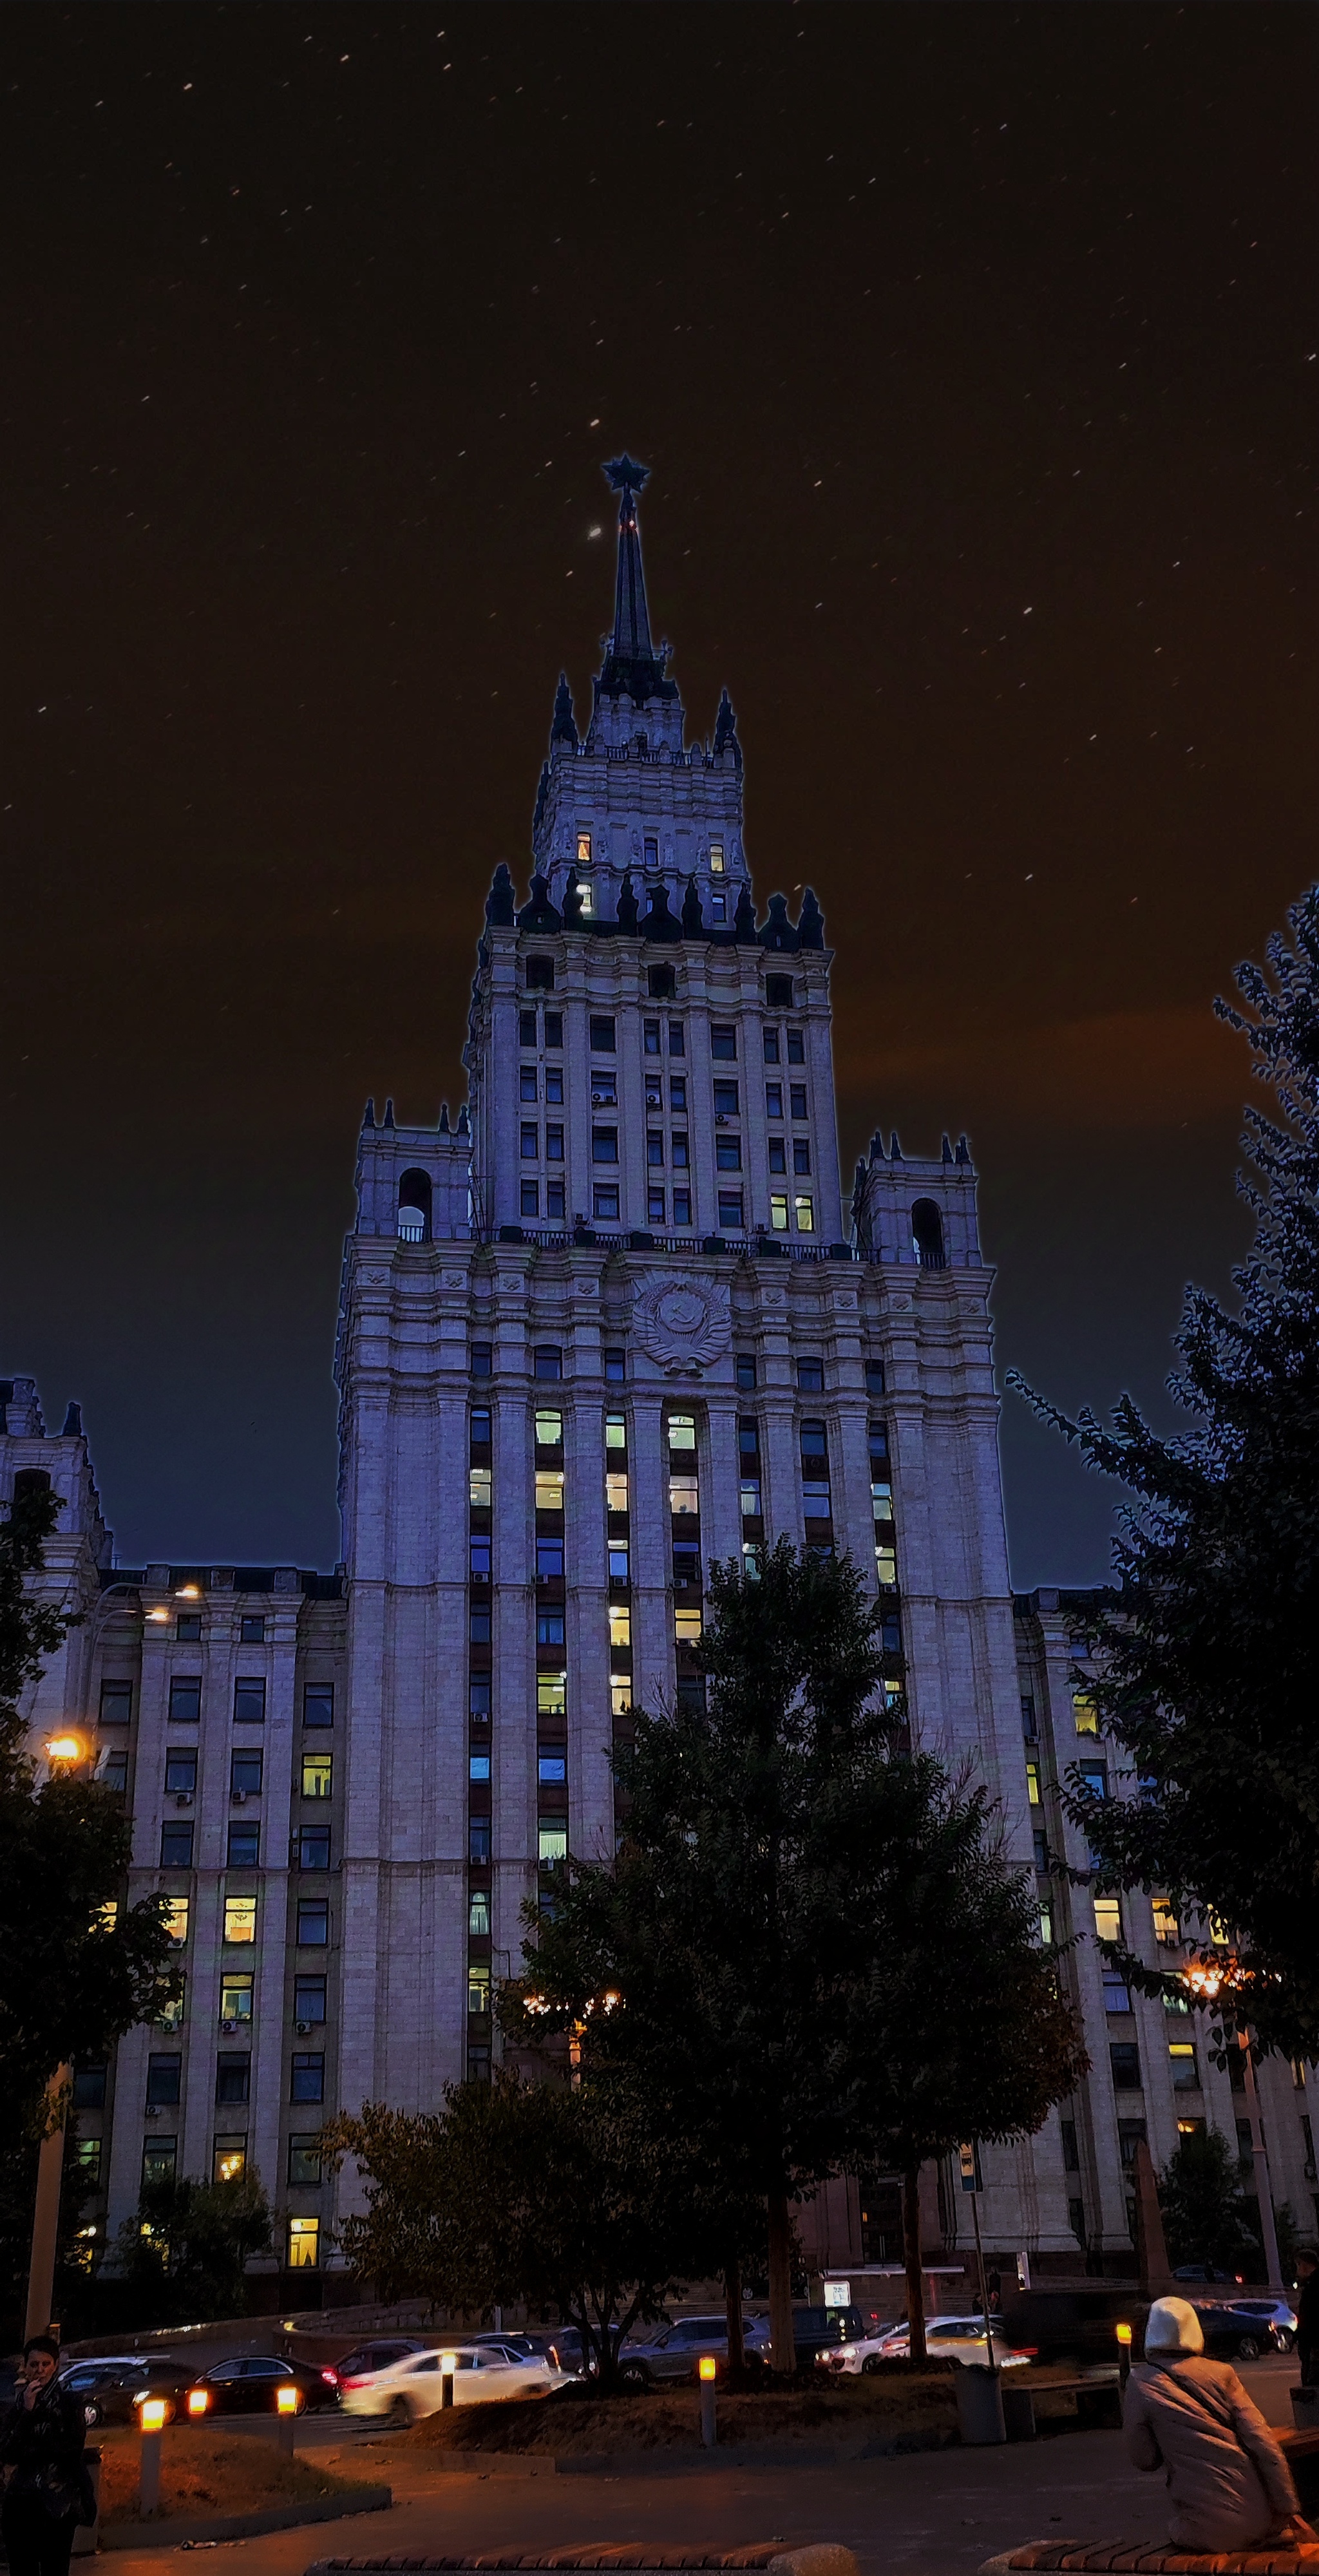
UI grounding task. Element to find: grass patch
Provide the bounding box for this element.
[403,2366,961,2457]
[96,2425,372,2528]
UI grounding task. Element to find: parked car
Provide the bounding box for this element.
[1191,2302,1289,2363]
[618,2314,768,2389]
[337,2341,570,2423]
[819,2315,1033,2374]
[514,2325,587,2376]
[184,2354,339,2418]
[1214,2297,1298,2354]
[57,2356,196,2427]
[319,2336,435,2396]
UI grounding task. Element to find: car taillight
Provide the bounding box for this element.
[1011,2346,1038,2358]
[187,2390,210,2418]
[320,2370,338,2385]
[338,2375,366,2389]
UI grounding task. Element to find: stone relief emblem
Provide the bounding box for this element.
[632,1273,732,1376]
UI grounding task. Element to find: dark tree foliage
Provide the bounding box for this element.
[1011,886,1319,2061]
[0,1483,175,2201]
[502,1541,1085,2366]
[322,2076,701,2383]
[109,2169,273,2327]
[1157,2126,1261,2277]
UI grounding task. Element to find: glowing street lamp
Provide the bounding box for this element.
[44,1734,88,1768]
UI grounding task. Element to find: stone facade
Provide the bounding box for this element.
[4,468,1314,2300]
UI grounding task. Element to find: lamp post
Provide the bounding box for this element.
[24,1734,93,2343]
[698,2353,717,2449]
[441,2351,457,2410]
[276,2385,299,2457]
[138,2397,167,2517]
[1115,2321,1133,2390]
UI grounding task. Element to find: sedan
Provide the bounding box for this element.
[819,2316,1032,2373]
[1218,2297,1299,2354]
[319,2336,435,2397]
[184,2355,338,2418]
[337,2342,571,2425]
[59,2356,197,2427]
[1192,2303,1289,2363]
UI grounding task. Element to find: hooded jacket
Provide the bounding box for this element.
[1123,2354,1299,2550]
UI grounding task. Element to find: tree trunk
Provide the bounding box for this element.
[902,2159,927,2366]
[767,2188,795,2376]
[724,2255,745,2378]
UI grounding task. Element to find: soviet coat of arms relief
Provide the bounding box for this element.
[630,1274,734,1376]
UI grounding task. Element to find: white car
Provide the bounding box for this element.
[817,2315,1032,2374]
[337,2340,572,2423]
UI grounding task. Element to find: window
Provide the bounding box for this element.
[220,1969,253,2023]
[643,835,659,867]
[469,1816,492,1862]
[468,2043,492,2083]
[535,1406,563,1448]
[1061,2119,1080,2171]
[1025,1761,1041,1808]
[671,1130,689,1167]
[648,961,675,999]
[605,1412,627,1451]
[789,1083,808,1121]
[591,1126,618,1164]
[793,1139,811,1176]
[520,1065,538,1102]
[786,1028,805,1063]
[301,1684,334,1732]
[642,1018,661,1056]
[1109,2041,1142,2091]
[227,1822,260,1868]
[546,1179,565,1219]
[1152,1896,1181,1946]
[520,1180,539,1217]
[291,2053,325,2104]
[160,1821,194,1868]
[765,972,792,1006]
[166,1747,197,1796]
[673,1188,692,1226]
[99,1680,132,1725]
[468,1889,490,1937]
[711,1024,737,1061]
[670,1074,687,1111]
[302,1752,332,1799]
[471,1341,493,1379]
[794,1196,815,1233]
[534,1346,562,1381]
[538,1750,567,1785]
[468,1963,491,2018]
[1169,2042,1199,2091]
[769,1193,789,1231]
[142,2135,177,2186]
[1104,1971,1132,2014]
[147,2052,182,2107]
[536,1537,564,1579]
[544,1011,563,1048]
[593,1185,620,1220]
[294,1975,327,2023]
[297,1899,329,1946]
[589,1013,618,1057]
[763,1028,781,1064]
[609,1543,629,1582]
[73,2065,106,2110]
[177,1612,202,1641]
[675,1608,703,1644]
[287,2136,321,2186]
[768,1137,787,1174]
[668,1414,697,1452]
[1093,1896,1122,1943]
[1032,1829,1049,1870]
[520,1122,538,1159]
[609,1604,631,1649]
[709,839,725,873]
[169,1676,201,1724]
[797,1356,824,1392]
[538,1818,568,1869]
[717,1189,744,1229]
[1074,1692,1099,1735]
[164,1896,189,1946]
[223,1895,257,1944]
[1078,1759,1108,1800]
[716,1137,743,1171]
[470,1535,491,1578]
[1117,2119,1148,2171]
[536,1609,565,1649]
[546,1123,564,1163]
[713,1079,739,1115]
[546,1065,564,1103]
[233,1677,266,1725]
[735,1354,757,1390]
[647,1130,665,1166]
[469,1463,492,1508]
[711,893,726,922]
[296,1826,330,1871]
[469,1748,491,1781]
[72,2138,102,2188]
[526,956,555,991]
[519,1009,537,1046]
[668,1019,685,1057]
[535,1470,564,1514]
[537,1672,567,1717]
[240,1614,265,1645]
[469,1673,492,1721]
[231,1748,263,1798]
[603,1347,625,1383]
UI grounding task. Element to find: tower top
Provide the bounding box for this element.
[597,456,676,712]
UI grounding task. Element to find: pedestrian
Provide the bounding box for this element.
[0,2334,94,2576]
[1295,2247,1319,2389]
[1123,2295,1311,2552]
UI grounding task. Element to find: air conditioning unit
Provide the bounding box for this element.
[220,2018,238,2034]
[714,1113,728,1125]
[144,2105,162,2120]
[295,2020,313,2036]
[173,1792,193,1808]
[231,1789,247,1804]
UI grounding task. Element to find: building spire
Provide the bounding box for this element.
[604,455,655,665]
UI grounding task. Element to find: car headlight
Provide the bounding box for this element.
[838,2347,855,2359]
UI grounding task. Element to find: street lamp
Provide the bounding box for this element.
[698,2353,717,2448]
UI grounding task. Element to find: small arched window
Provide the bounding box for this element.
[911,1198,946,1269]
[12,1467,52,1505]
[397,1170,433,1244]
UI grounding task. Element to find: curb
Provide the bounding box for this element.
[99,2483,392,2550]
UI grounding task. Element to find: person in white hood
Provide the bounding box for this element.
[1123,2295,1309,2550]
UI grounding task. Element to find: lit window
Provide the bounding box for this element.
[605,1413,627,1452]
[669,1474,699,1515]
[287,2215,320,2269]
[794,1195,814,1233]
[668,1413,696,1451]
[468,1964,491,2018]
[538,1818,568,1868]
[872,1478,893,1524]
[611,1678,633,1714]
[769,1193,789,1231]
[223,1896,256,1944]
[301,1752,332,1799]
[609,1605,632,1649]
[1074,1693,1099,1734]
[470,1465,493,1508]
[709,839,725,873]
[535,1469,565,1510]
[674,1608,703,1643]
[220,1971,253,2023]
[1152,1896,1180,1946]
[577,878,593,915]
[213,2137,246,2184]
[164,1897,189,1946]
[1169,2043,1199,2091]
[605,1470,629,1511]
[1025,1762,1041,1807]
[469,1889,490,1937]
[577,831,592,866]
[1094,1896,1122,1943]
[875,1540,897,1589]
[470,1748,491,1781]
[537,1672,566,1718]
[535,1407,563,1447]
[609,1544,629,1583]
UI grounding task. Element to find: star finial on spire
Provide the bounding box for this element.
[603,455,650,494]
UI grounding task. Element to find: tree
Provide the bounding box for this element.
[113,2169,273,2326]
[1157,2126,1260,2277]
[1011,886,1319,2063]
[323,2074,700,2383]
[502,1542,1085,2368]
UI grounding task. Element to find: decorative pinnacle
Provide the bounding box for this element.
[603,454,650,493]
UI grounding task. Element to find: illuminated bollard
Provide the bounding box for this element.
[276,2383,299,2457]
[139,2397,166,2518]
[441,2351,457,2411]
[186,2389,211,2423]
[1115,2322,1132,2392]
[699,2354,717,2449]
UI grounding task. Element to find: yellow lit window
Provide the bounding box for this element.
[605,1472,629,1513]
[538,1819,568,1867]
[794,1195,814,1233]
[605,1412,627,1450]
[1152,1896,1180,1947]
[535,1408,564,1448]
[301,1752,332,1800]
[609,1605,631,1650]
[875,1542,897,1589]
[1025,1761,1041,1807]
[610,1679,633,1715]
[709,839,725,873]
[213,2137,246,2184]
[469,1466,492,1508]
[155,1978,185,2031]
[535,1470,565,1511]
[770,1194,790,1232]
[576,831,592,866]
[674,1608,703,1643]
[164,1897,189,1946]
[669,1475,699,1517]
[1073,1692,1098,1735]
[467,1964,491,2018]
[220,1971,253,2022]
[536,1672,566,1718]
[1093,1897,1122,1944]
[287,2215,320,2269]
[223,1896,256,1945]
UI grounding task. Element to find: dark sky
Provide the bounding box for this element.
[4,4,1316,1584]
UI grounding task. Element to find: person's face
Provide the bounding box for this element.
[24,2351,57,2391]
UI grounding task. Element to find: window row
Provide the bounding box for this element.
[158,1748,332,1799]
[162,1680,335,1727]
[151,1895,328,1950]
[1108,2040,1204,2094]
[144,2049,327,2107]
[125,2134,325,2200]
[149,1970,327,2031]
[518,1005,806,1065]
[160,1823,332,1870]
[470,1349,886,1392]
[523,1186,817,1233]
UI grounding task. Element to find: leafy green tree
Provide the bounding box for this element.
[323,2074,701,2383]
[1011,886,1319,2063]
[1157,2126,1260,2277]
[113,2169,273,2326]
[503,1542,1085,2368]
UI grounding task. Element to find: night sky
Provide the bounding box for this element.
[4,5,1316,1584]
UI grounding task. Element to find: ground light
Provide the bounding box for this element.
[698,2353,717,2448]
[186,2388,210,2419]
[276,2383,299,2456]
[1115,2321,1133,2389]
[139,2397,167,2516]
[441,2351,457,2410]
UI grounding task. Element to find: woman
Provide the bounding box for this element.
[1124,2295,1309,2551]
[0,2334,92,2576]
